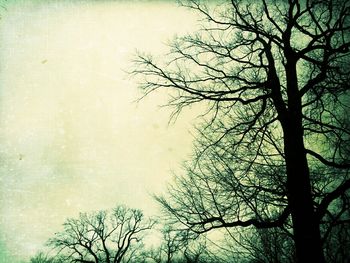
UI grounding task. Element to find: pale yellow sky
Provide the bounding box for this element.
[0,1,200,261]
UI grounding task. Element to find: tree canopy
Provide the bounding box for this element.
[47,205,155,263]
[133,1,350,262]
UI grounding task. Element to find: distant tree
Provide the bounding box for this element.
[159,225,185,263]
[321,194,350,263]
[30,252,54,263]
[143,225,189,263]
[29,252,64,263]
[133,0,350,262]
[143,224,211,263]
[226,227,295,263]
[47,205,155,263]
[181,237,208,263]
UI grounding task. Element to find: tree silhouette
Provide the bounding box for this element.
[141,222,211,263]
[47,205,155,263]
[30,252,63,263]
[132,0,350,262]
[145,227,185,263]
[224,227,296,263]
[159,225,186,263]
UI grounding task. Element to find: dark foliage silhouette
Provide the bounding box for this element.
[132,1,350,262]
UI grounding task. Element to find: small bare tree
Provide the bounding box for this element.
[48,205,155,263]
[30,252,63,263]
[143,223,210,263]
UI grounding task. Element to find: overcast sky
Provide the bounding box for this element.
[0,1,200,261]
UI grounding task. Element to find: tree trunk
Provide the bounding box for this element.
[280,54,325,260]
[283,122,325,263]
[281,51,325,262]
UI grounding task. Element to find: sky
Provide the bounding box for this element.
[0,1,200,261]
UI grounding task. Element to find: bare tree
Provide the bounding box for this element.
[30,252,64,263]
[227,227,295,263]
[321,191,350,263]
[144,225,190,263]
[48,205,155,263]
[132,0,350,262]
[143,224,211,263]
[160,225,186,263]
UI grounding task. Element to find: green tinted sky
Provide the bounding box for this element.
[0,1,199,261]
